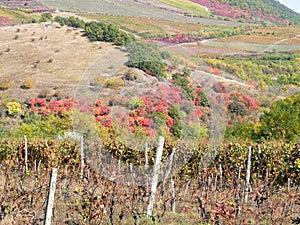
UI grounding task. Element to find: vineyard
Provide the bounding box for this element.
[0,3,299,224]
[0,138,299,224]
[0,0,49,12]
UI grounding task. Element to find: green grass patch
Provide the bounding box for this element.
[158,0,209,17]
[0,8,39,22]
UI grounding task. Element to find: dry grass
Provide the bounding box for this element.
[202,40,300,53]
[218,26,300,44]
[161,43,246,57]
[0,23,118,100]
[281,36,300,44]
[219,34,283,44]
[82,14,204,38]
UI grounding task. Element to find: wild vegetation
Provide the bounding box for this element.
[189,0,300,25]
[204,52,300,87]
[157,0,209,17]
[53,16,135,46]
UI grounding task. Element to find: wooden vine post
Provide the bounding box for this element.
[145,144,149,190]
[44,168,58,225]
[24,135,28,172]
[80,136,84,179]
[147,136,164,217]
[244,146,252,203]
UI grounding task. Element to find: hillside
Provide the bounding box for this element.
[33,0,300,26]
[0,2,299,224]
[189,0,300,25]
[1,0,299,26]
[0,23,118,100]
[0,0,48,12]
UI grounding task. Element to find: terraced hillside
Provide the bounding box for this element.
[35,0,300,26]
[0,0,48,12]
[36,0,248,26]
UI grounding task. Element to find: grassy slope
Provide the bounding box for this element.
[202,40,300,53]
[221,0,300,25]
[0,8,39,22]
[36,0,249,26]
[158,0,209,17]
[82,14,204,38]
[201,27,300,53]
[0,23,117,100]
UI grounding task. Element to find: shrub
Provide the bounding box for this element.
[228,100,248,117]
[168,105,183,139]
[38,89,50,98]
[0,78,14,90]
[105,78,125,88]
[194,89,210,107]
[172,72,194,100]
[126,41,167,78]
[127,97,144,110]
[258,92,300,141]
[53,16,134,45]
[6,102,21,116]
[53,89,63,100]
[160,51,171,60]
[40,13,53,22]
[124,68,140,81]
[212,82,227,93]
[242,95,258,110]
[22,77,34,89]
[92,76,108,85]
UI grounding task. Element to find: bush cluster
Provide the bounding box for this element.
[54,16,135,46]
[126,41,167,78]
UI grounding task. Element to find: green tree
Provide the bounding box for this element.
[168,105,182,139]
[228,100,247,117]
[198,91,210,107]
[40,13,52,22]
[172,73,193,100]
[126,42,166,78]
[258,93,300,141]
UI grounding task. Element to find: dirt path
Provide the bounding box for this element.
[260,33,300,53]
[190,67,252,88]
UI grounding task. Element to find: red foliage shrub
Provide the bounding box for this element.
[139,118,153,127]
[152,33,198,44]
[193,108,203,118]
[0,16,18,26]
[94,106,111,116]
[30,98,47,107]
[247,80,259,87]
[96,116,112,127]
[208,66,220,76]
[242,95,259,110]
[166,118,175,126]
[29,98,74,115]
[215,93,229,105]
[190,0,289,25]
[212,82,227,93]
